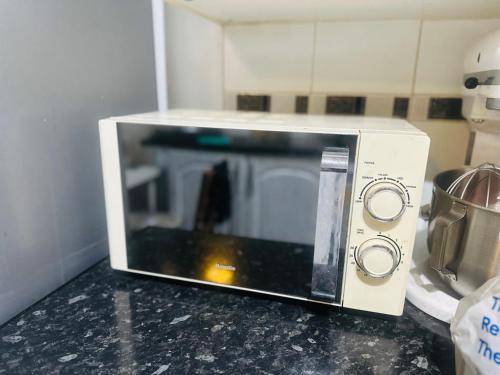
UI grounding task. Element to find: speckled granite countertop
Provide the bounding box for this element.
[0,259,454,374]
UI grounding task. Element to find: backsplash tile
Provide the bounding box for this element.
[224,92,237,110]
[224,23,314,92]
[270,94,295,113]
[325,96,366,115]
[226,90,470,177]
[229,91,465,122]
[312,21,420,94]
[308,95,326,115]
[365,96,393,117]
[470,131,500,165]
[414,19,500,95]
[237,94,271,112]
[295,96,309,114]
[412,120,470,179]
[408,95,430,121]
[216,17,494,181]
[428,98,463,119]
[393,97,410,118]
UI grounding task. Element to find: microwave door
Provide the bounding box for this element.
[311,148,349,303]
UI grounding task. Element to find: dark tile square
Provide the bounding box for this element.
[295,96,309,114]
[237,95,271,112]
[325,96,365,115]
[393,97,409,118]
[428,98,463,120]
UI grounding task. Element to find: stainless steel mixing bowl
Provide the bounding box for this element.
[427,163,500,296]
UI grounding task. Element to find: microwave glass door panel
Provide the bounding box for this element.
[117,123,357,304]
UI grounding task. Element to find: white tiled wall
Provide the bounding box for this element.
[411,120,471,179]
[269,93,296,113]
[224,23,314,93]
[313,21,420,94]
[414,19,500,95]
[308,94,327,115]
[219,18,500,175]
[471,131,500,165]
[364,96,396,117]
[165,3,224,109]
[164,5,499,175]
[224,19,500,97]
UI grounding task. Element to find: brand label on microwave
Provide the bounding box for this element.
[216,263,236,272]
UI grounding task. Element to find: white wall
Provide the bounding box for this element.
[162,5,500,176]
[221,19,500,177]
[224,19,500,97]
[0,0,157,324]
[164,3,223,110]
[312,21,420,95]
[414,19,500,95]
[224,23,314,93]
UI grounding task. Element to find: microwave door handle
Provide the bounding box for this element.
[311,147,349,303]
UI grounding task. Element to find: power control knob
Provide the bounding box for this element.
[364,183,406,222]
[355,238,400,278]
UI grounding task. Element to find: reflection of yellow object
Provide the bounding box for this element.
[204,259,235,285]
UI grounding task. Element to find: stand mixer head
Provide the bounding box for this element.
[462,28,500,134]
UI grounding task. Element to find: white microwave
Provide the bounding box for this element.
[99,110,429,316]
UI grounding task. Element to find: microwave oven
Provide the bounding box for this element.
[99,110,429,316]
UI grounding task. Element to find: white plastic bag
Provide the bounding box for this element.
[451,277,500,375]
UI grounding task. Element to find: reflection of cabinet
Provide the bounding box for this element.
[153,149,246,231]
[243,156,319,245]
[153,148,320,244]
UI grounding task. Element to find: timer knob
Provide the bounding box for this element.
[355,238,400,278]
[364,183,407,222]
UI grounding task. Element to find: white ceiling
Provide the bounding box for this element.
[167,0,500,24]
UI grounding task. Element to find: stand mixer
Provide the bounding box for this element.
[407,28,500,322]
[462,28,500,165]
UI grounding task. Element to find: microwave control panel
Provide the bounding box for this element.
[342,131,429,316]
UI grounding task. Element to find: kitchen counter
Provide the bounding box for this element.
[0,259,454,374]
